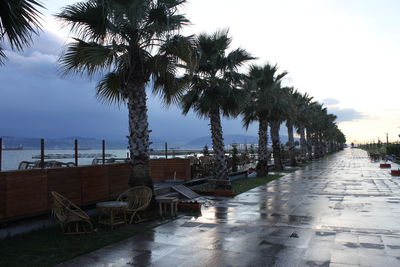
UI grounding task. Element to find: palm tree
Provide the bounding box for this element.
[316,112,337,157]
[242,63,287,176]
[57,0,196,188]
[0,0,43,63]
[285,87,299,167]
[304,102,333,159]
[269,84,291,171]
[303,101,321,160]
[180,30,253,187]
[295,92,313,160]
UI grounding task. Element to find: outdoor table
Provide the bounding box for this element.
[96,201,128,229]
[156,197,178,217]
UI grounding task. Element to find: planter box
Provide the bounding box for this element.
[212,189,236,197]
[194,189,236,197]
[391,170,400,176]
[380,163,391,168]
[178,201,201,212]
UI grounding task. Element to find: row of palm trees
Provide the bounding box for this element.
[1,0,346,190]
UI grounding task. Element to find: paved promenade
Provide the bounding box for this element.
[59,148,400,267]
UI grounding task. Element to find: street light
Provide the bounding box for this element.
[386,133,389,146]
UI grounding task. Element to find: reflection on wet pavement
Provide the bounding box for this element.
[58,149,400,267]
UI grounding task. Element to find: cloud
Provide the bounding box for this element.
[328,107,367,122]
[322,98,341,106]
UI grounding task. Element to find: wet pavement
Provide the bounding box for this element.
[58,148,400,267]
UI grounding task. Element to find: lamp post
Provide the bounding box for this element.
[386,133,389,146]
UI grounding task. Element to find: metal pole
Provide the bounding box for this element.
[102,140,105,165]
[165,142,168,159]
[74,139,78,167]
[0,137,2,172]
[40,139,45,169]
[386,133,389,146]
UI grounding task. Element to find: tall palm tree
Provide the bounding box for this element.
[0,0,43,63]
[269,84,291,171]
[180,30,253,186]
[295,92,313,159]
[316,112,337,157]
[303,101,321,160]
[285,87,299,167]
[57,0,196,188]
[242,63,287,176]
[304,102,329,159]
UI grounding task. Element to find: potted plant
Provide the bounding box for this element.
[391,169,400,176]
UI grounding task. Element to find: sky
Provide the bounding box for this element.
[1,0,400,144]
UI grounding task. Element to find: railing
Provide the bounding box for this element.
[0,137,205,172]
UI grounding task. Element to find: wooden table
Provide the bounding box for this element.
[156,197,178,217]
[96,201,128,229]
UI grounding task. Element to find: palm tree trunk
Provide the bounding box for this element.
[270,121,283,171]
[314,135,320,158]
[328,141,333,154]
[321,137,327,156]
[299,126,307,159]
[306,129,313,160]
[257,119,269,177]
[317,134,324,157]
[286,122,296,166]
[210,109,230,185]
[127,84,153,189]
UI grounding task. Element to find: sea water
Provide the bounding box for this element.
[0,149,189,171]
[1,149,130,171]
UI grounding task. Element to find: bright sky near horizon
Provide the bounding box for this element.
[1,0,400,144]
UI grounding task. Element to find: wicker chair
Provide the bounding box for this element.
[117,186,152,224]
[51,191,93,234]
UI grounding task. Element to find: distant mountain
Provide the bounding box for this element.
[1,134,297,150]
[0,136,180,150]
[185,134,298,148]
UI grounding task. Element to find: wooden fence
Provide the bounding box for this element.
[0,158,190,221]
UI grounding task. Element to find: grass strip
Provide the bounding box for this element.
[231,174,282,195]
[296,161,313,167]
[278,168,299,173]
[0,219,170,267]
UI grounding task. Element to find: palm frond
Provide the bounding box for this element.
[59,38,118,76]
[225,48,255,70]
[0,0,43,51]
[96,72,126,105]
[159,34,197,71]
[0,45,5,65]
[56,1,111,42]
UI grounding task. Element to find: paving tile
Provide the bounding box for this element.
[303,247,332,262]
[358,234,382,244]
[334,232,359,243]
[329,264,359,267]
[359,253,392,267]
[330,249,359,265]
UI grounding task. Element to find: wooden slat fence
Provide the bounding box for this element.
[0,158,190,221]
[149,158,191,182]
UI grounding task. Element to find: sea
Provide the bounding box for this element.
[0,149,171,171]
